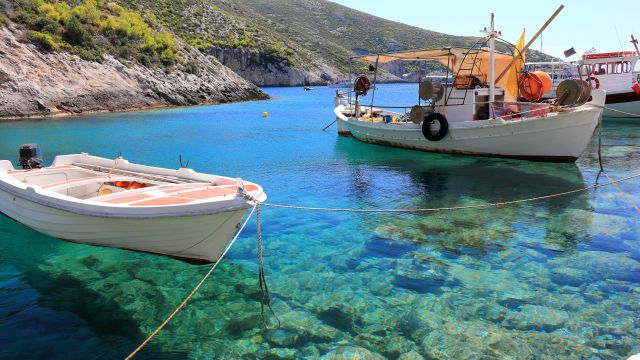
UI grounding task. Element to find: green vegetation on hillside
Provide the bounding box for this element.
[112,0,554,77]
[0,14,10,28]
[116,0,301,66]
[9,0,178,65]
[3,0,557,80]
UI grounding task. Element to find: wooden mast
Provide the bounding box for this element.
[495,5,565,84]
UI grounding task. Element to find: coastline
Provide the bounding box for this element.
[0,96,271,122]
[0,27,270,123]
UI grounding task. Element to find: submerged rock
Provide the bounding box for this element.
[316,303,357,333]
[320,346,385,360]
[503,304,569,331]
[398,350,425,360]
[265,328,302,348]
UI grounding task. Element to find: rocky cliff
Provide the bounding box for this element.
[205,47,333,86]
[0,26,268,119]
[207,47,405,86]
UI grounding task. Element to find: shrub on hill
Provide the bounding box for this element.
[9,0,178,66]
[0,14,10,28]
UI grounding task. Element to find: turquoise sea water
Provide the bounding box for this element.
[0,84,639,359]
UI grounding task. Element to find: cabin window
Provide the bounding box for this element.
[622,61,631,73]
[607,62,623,74]
[579,64,592,76]
[592,63,606,75]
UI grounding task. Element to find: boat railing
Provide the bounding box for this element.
[72,163,201,184]
[345,103,415,110]
[345,99,498,112]
[492,101,553,120]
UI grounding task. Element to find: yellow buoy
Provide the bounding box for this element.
[262,111,268,118]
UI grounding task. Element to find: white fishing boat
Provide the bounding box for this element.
[0,147,266,263]
[334,10,606,162]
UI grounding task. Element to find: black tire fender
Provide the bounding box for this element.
[421,113,449,141]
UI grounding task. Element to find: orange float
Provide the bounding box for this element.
[518,71,552,101]
[114,181,131,188]
[128,182,146,190]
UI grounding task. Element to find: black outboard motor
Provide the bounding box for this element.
[18,144,43,169]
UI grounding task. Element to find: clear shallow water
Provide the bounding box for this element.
[0,84,639,359]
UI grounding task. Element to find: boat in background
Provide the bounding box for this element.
[333,10,606,163]
[528,44,640,118]
[578,51,640,118]
[0,147,266,263]
[329,78,354,88]
[524,60,577,97]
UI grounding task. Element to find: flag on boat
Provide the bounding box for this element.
[505,30,525,101]
[583,47,597,55]
[563,47,576,57]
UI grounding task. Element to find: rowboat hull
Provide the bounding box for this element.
[0,188,247,263]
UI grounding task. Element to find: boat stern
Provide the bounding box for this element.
[0,160,14,172]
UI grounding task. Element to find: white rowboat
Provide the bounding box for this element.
[0,153,266,263]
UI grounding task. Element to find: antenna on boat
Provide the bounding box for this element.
[631,35,640,54]
[614,26,625,52]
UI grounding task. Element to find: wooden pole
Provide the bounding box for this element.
[495,4,565,83]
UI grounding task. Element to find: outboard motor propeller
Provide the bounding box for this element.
[18,143,43,169]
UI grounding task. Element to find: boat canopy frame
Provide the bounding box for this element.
[346,36,528,110]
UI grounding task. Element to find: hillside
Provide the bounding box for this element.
[0,0,559,113]
[0,0,268,119]
[114,0,555,86]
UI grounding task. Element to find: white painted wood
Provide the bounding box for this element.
[335,90,606,162]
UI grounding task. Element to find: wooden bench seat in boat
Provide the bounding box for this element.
[40,176,145,190]
[89,183,260,207]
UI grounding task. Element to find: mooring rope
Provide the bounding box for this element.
[256,204,281,329]
[602,172,640,213]
[126,168,639,358]
[125,204,258,360]
[261,172,640,213]
[600,105,640,118]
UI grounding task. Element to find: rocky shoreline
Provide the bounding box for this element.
[0,27,269,120]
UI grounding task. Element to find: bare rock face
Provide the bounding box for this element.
[207,47,340,86]
[0,27,269,119]
[208,47,404,86]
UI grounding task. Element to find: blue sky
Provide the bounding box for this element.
[329,1,639,60]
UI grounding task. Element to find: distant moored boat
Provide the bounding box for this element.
[527,45,640,118]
